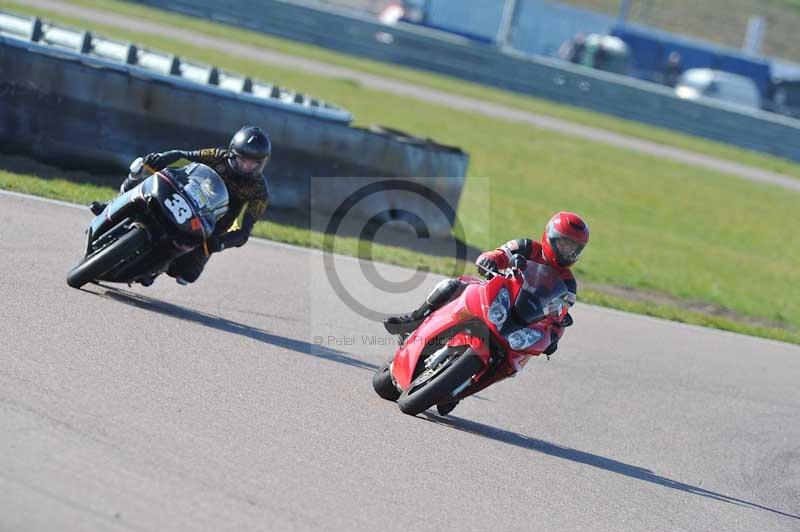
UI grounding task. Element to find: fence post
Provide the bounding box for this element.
[618,0,631,22]
[496,0,520,49]
[743,16,765,56]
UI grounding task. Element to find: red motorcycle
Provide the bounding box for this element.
[373,261,572,416]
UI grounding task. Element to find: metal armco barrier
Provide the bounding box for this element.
[0,10,351,124]
[0,15,469,237]
[128,0,800,162]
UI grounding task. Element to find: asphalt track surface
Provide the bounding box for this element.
[16,0,800,193]
[1,190,799,531]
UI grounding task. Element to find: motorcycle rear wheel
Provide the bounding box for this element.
[397,347,484,416]
[66,226,147,289]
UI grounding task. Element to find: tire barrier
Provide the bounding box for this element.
[0,10,350,123]
[0,12,469,237]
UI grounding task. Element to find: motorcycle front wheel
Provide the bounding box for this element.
[397,347,484,416]
[66,226,147,289]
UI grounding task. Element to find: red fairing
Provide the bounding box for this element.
[390,262,570,397]
[447,331,488,356]
[447,331,493,383]
[390,293,474,390]
[391,275,500,390]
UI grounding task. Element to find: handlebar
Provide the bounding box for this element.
[128,157,158,180]
[477,264,521,280]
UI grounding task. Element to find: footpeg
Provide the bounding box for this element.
[89,201,107,216]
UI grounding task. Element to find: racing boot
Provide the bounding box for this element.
[383,279,464,335]
[382,305,430,336]
[436,400,459,416]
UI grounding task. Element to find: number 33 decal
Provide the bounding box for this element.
[164,193,192,223]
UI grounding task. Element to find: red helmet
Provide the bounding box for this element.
[541,212,589,268]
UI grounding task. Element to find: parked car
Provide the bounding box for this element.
[611,25,772,97]
[561,33,631,75]
[581,34,630,75]
[766,79,800,118]
[675,68,761,109]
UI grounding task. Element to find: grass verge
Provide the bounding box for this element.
[2,1,800,344]
[2,168,799,345]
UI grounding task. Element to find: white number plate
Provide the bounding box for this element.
[164,193,192,224]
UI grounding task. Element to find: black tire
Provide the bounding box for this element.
[66,226,147,289]
[397,348,484,416]
[372,359,401,401]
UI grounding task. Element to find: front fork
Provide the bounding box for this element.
[445,331,493,398]
[87,186,144,249]
[85,219,130,257]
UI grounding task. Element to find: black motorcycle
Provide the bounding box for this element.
[66,160,229,289]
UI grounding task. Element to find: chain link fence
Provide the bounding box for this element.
[561,0,800,62]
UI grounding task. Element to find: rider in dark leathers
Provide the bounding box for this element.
[90,126,271,284]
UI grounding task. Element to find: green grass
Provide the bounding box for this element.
[4,168,799,345]
[3,1,800,344]
[14,0,800,180]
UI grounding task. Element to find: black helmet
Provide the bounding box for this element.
[227,126,271,179]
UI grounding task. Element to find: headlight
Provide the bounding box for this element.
[506,328,544,351]
[487,288,510,327]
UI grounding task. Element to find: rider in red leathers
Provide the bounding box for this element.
[384,211,590,359]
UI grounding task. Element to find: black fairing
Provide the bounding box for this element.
[84,168,218,284]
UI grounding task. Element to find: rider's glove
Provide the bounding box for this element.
[206,236,225,254]
[476,256,498,278]
[509,254,527,271]
[143,152,165,170]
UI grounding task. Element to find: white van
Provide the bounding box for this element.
[675,68,761,109]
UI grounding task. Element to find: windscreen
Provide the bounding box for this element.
[512,261,570,325]
[181,163,229,234]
